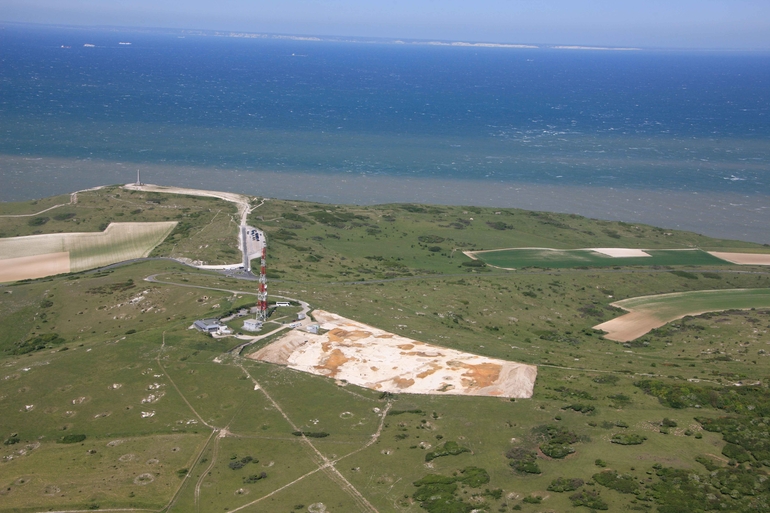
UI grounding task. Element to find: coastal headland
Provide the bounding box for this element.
[2,186,770,512]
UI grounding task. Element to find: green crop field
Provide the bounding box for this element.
[2,190,770,512]
[473,248,733,269]
[596,288,770,342]
[613,288,770,319]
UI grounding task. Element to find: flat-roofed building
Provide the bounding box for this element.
[194,319,221,332]
[243,319,262,332]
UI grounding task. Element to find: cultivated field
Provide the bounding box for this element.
[470,247,732,269]
[709,251,770,265]
[0,222,176,282]
[595,288,770,342]
[249,310,538,398]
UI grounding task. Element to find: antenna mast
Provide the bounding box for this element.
[256,244,268,322]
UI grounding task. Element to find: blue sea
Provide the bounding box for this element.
[1,25,769,242]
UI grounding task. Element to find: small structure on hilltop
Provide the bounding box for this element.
[243,318,262,332]
[194,318,222,333]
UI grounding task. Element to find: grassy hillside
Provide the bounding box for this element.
[0,186,242,265]
[1,193,770,512]
[248,200,767,283]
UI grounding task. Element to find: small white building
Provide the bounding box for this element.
[305,324,320,334]
[243,319,262,332]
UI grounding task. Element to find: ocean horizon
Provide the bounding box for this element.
[1,24,768,243]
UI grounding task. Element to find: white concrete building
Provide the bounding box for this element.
[243,319,262,332]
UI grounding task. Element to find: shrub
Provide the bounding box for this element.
[281,212,313,224]
[59,434,87,444]
[505,447,541,474]
[535,425,579,458]
[12,332,66,355]
[669,270,698,280]
[411,468,490,512]
[28,216,49,226]
[270,228,298,240]
[548,477,584,492]
[292,431,329,438]
[242,472,267,484]
[541,443,575,459]
[425,441,470,462]
[458,466,489,487]
[593,471,639,494]
[570,490,608,510]
[562,403,595,414]
[229,456,256,470]
[418,235,445,243]
[661,418,678,428]
[486,221,513,230]
[611,433,646,445]
[388,409,424,416]
[593,375,619,385]
[722,443,751,463]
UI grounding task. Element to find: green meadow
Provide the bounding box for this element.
[1,190,770,512]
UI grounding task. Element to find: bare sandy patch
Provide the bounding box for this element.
[594,311,665,343]
[0,252,69,282]
[591,248,651,258]
[248,310,537,398]
[708,252,770,265]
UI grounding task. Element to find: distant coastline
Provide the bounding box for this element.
[1,21,653,52]
[1,24,768,244]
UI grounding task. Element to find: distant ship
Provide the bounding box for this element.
[118,42,132,45]
[83,43,95,47]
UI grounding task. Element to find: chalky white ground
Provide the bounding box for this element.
[248,310,537,398]
[590,248,651,258]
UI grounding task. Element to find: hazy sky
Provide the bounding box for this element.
[3,0,770,50]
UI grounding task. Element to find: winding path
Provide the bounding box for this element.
[123,183,265,271]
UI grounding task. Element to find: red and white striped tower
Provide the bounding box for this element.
[257,245,268,322]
